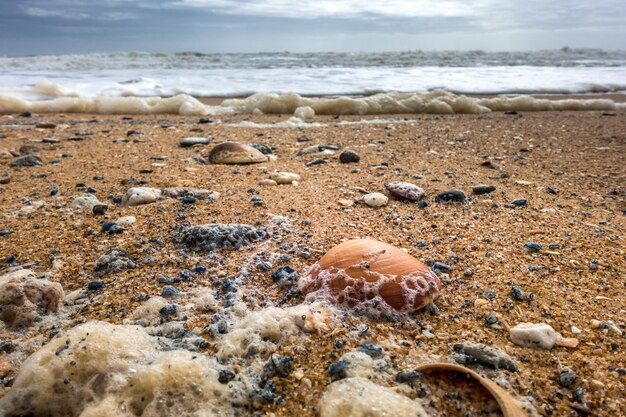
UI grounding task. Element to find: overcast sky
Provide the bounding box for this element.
[1,0,625,55]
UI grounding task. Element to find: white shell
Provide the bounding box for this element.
[121,187,162,206]
[510,323,557,349]
[361,192,388,207]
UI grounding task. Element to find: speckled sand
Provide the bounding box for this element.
[0,104,624,416]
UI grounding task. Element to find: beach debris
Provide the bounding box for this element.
[435,189,467,203]
[452,342,518,371]
[121,187,162,206]
[361,192,388,207]
[510,322,579,349]
[472,184,496,195]
[270,171,300,184]
[175,223,267,251]
[305,157,327,166]
[208,142,268,164]
[0,270,64,328]
[10,155,43,167]
[94,248,136,277]
[299,239,441,312]
[296,144,339,156]
[179,136,209,147]
[384,181,425,201]
[339,150,360,163]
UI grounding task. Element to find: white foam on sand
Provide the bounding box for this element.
[1,88,624,118]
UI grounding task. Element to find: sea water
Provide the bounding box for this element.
[0,49,625,115]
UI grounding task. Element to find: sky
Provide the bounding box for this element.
[1,0,625,55]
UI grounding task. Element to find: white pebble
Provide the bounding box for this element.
[121,187,162,206]
[115,216,136,226]
[270,171,301,185]
[510,322,557,349]
[571,325,582,334]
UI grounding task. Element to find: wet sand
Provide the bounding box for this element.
[0,106,625,416]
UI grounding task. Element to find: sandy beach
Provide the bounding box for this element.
[0,102,624,416]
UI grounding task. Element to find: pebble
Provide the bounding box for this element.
[433,262,452,273]
[337,199,354,207]
[248,143,272,155]
[435,189,467,203]
[175,223,267,251]
[485,313,499,325]
[359,343,383,358]
[452,342,518,371]
[121,187,161,206]
[181,195,197,204]
[559,368,577,387]
[259,179,278,186]
[92,204,108,216]
[271,266,298,286]
[305,157,327,166]
[361,192,388,207]
[511,286,524,300]
[161,285,180,298]
[510,322,557,349]
[94,248,136,276]
[270,171,301,185]
[72,193,103,211]
[107,224,125,234]
[472,184,496,195]
[263,354,293,378]
[87,281,105,291]
[464,268,474,277]
[218,369,236,384]
[115,215,136,226]
[180,137,209,147]
[384,182,425,201]
[161,187,219,201]
[524,242,542,252]
[339,150,360,163]
[10,155,43,167]
[511,198,528,207]
[0,229,13,236]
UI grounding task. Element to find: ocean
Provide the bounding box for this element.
[1,49,625,116]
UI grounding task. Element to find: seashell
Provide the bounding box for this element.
[208,142,268,164]
[298,239,441,312]
[121,187,162,206]
[270,171,301,184]
[360,192,388,207]
[384,182,425,201]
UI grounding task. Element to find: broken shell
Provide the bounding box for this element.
[270,171,301,184]
[384,182,425,201]
[361,192,388,207]
[298,239,442,312]
[208,142,268,164]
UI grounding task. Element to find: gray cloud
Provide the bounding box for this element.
[1,0,624,55]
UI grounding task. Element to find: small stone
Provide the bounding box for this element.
[510,322,557,349]
[181,195,197,204]
[0,229,13,236]
[546,186,557,195]
[511,198,528,207]
[263,354,292,378]
[87,281,105,291]
[452,343,518,371]
[72,193,103,211]
[161,285,180,298]
[417,200,428,208]
[259,179,278,186]
[559,368,577,387]
[94,248,136,277]
[180,137,209,147]
[121,187,161,206]
[339,150,360,163]
[511,286,524,300]
[107,224,125,234]
[305,157,327,166]
[271,266,298,286]
[433,262,452,273]
[218,369,236,384]
[464,269,474,277]
[337,199,354,207]
[384,182,425,201]
[515,180,533,186]
[435,190,467,203]
[359,343,383,358]
[92,204,108,216]
[361,192,388,208]
[472,184,496,195]
[115,215,136,226]
[480,160,501,169]
[270,171,301,185]
[248,143,272,155]
[485,313,499,325]
[10,155,43,167]
[524,242,542,252]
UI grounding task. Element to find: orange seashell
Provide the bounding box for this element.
[298,239,441,312]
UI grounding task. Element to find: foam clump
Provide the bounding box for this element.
[0,269,64,328]
[0,321,232,417]
[175,223,268,252]
[319,377,430,417]
[127,296,168,325]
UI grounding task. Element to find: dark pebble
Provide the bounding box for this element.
[108,224,125,234]
[511,198,527,207]
[546,186,557,195]
[271,266,298,285]
[335,339,346,349]
[435,190,467,203]
[101,222,115,231]
[524,242,542,252]
[161,285,180,298]
[485,289,496,300]
[218,369,236,383]
[93,175,104,180]
[181,195,196,204]
[86,187,97,194]
[50,186,59,196]
[297,135,309,142]
[93,204,108,216]
[548,243,560,250]
[263,355,292,378]
[10,155,43,167]
[19,111,32,117]
[87,281,105,291]
[511,286,524,300]
[417,200,428,208]
[328,359,350,381]
[159,304,177,317]
[396,371,423,384]
[193,264,207,274]
[570,403,592,416]
[0,229,13,236]
[360,343,383,358]
[251,196,263,207]
[464,269,474,277]
[0,340,15,353]
[472,184,496,195]
[112,196,123,204]
[305,157,327,166]
[433,262,452,273]
[485,313,499,325]
[179,269,193,281]
[559,369,577,387]
[339,150,360,163]
[198,118,214,124]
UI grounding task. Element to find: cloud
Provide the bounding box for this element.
[23,3,134,21]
